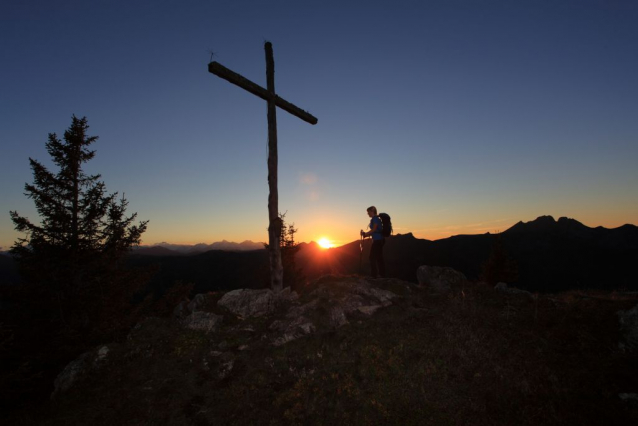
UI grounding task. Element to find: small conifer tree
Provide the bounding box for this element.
[10,115,148,294]
[264,212,304,290]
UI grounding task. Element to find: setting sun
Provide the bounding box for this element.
[317,238,333,249]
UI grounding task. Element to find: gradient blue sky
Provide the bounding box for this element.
[1,0,637,249]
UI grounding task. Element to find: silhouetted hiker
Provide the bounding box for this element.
[361,206,386,278]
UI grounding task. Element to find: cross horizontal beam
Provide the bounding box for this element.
[208,61,318,125]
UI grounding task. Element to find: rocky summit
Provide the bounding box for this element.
[24,272,638,425]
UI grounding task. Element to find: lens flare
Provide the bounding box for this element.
[317,238,333,249]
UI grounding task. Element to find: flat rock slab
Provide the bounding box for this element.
[271,316,316,347]
[52,345,112,398]
[182,311,223,333]
[218,289,276,318]
[357,305,383,316]
[417,265,467,293]
[494,282,533,298]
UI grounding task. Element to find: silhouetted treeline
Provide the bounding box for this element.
[127,249,271,299]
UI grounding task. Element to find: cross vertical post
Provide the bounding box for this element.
[265,42,283,291]
[207,42,317,291]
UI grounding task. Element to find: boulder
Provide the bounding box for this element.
[619,393,638,402]
[271,316,316,347]
[96,345,109,362]
[417,266,466,293]
[218,289,276,318]
[217,352,235,379]
[266,278,401,346]
[278,286,300,304]
[286,299,319,319]
[618,303,638,352]
[339,294,367,314]
[52,345,111,398]
[355,284,396,306]
[494,282,533,298]
[188,293,213,312]
[53,352,92,397]
[325,279,397,311]
[328,306,349,328]
[218,359,235,379]
[172,300,189,319]
[357,305,383,316]
[174,293,218,320]
[182,311,223,333]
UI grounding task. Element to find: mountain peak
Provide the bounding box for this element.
[395,232,415,239]
[506,215,556,233]
[141,240,265,254]
[534,215,557,225]
[504,215,606,241]
[557,216,588,229]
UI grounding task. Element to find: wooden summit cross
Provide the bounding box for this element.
[208,42,317,291]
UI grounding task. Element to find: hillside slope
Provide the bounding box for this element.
[298,216,638,291]
[3,216,637,292]
[17,275,638,426]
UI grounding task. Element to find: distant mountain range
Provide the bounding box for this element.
[3,216,637,292]
[134,240,265,256]
[125,215,638,294]
[297,215,638,291]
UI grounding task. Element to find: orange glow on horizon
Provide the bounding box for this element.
[317,237,334,249]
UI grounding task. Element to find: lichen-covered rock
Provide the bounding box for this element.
[203,351,235,378]
[328,306,348,328]
[618,303,638,352]
[286,299,319,319]
[52,352,92,397]
[174,293,216,319]
[278,287,300,304]
[182,311,223,333]
[417,265,466,293]
[52,345,112,398]
[188,293,214,312]
[127,317,165,342]
[619,393,638,402]
[271,316,316,347]
[357,305,383,316]
[339,294,367,314]
[315,278,397,313]
[217,353,235,379]
[217,278,402,348]
[266,278,403,346]
[96,345,109,362]
[172,300,189,319]
[494,282,533,298]
[218,288,276,318]
[352,282,396,306]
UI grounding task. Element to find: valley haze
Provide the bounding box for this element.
[135,240,266,255]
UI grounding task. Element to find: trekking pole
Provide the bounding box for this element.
[359,230,364,274]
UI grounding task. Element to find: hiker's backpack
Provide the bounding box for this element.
[378,213,392,238]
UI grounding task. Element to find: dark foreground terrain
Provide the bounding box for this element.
[5,275,638,425]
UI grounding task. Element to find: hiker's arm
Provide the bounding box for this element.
[363,223,379,237]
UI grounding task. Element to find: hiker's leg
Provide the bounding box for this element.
[370,240,380,278]
[378,239,386,278]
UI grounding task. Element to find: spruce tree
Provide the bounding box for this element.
[279,212,304,290]
[9,115,148,289]
[263,212,304,289]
